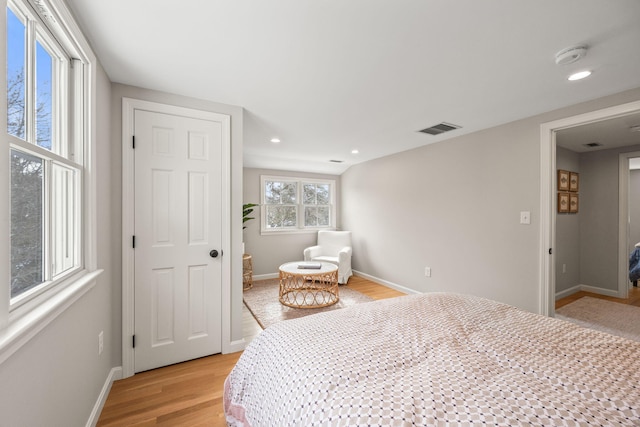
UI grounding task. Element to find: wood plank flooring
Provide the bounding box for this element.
[97,353,239,426]
[97,275,403,426]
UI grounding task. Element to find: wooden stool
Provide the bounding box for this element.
[243,254,253,290]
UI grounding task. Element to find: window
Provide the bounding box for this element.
[7,0,85,307]
[261,175,336,233]
[303,182,331,227]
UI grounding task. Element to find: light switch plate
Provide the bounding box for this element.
[520,211,531,225]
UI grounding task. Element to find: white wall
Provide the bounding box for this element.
[0,63,116,426]
[340,87,640,313]
[578,149,618,290]
[243,168,341,276]
[555,147,580,294]
[579,144,640,291]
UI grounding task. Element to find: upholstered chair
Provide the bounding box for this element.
[303,230,353,284]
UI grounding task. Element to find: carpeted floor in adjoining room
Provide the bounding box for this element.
[243,278,374,329]
[555,296,640,342]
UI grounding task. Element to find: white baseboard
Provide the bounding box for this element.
[224,338,247,354]
[86,366,122,427]
[253,273,278,281]
[352,270,420,295]
[253,270,419,295]
[555,284,621,300]
[578,284,620,298]
[555,285,581,300]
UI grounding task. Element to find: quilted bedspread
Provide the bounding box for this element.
[224,293,640,426]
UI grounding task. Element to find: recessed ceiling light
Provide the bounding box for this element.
[351,149,359,154]
[270,138,281,143]
[568,70,591,81]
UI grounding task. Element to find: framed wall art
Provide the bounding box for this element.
[569,172,579,192]
[558,192,570,213]
[558,170,570,191]
[570,193,579,213]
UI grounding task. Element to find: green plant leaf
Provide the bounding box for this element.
[243,203,259,229]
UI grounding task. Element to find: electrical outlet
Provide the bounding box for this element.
[98,331,104,355]
[425,267,431,277]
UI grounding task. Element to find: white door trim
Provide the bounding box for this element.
[540,100,640,317]
[121,98,231,378]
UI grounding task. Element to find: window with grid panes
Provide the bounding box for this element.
[7,0,84,306]
[261,175,336,233]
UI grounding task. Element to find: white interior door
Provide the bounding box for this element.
[134,109,224,372]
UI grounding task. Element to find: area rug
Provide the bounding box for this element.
[555,296,640,342]
[243,278,374,329]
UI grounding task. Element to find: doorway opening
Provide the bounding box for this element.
[540,100,640,317]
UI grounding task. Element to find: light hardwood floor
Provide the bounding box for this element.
[97,275,404,426]
[97,280,639,426]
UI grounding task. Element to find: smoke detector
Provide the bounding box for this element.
[555,45,588,65]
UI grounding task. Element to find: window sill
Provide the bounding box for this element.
[0,269,103,365]
[260,228,336,236]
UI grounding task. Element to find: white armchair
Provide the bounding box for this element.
[303,230,353,284]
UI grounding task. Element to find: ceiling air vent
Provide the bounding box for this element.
[583,142,603,148]
[418,122,461,135]
[329,159,344,163]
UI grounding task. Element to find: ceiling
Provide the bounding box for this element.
[64,0,640,175]
[556,111,640,153]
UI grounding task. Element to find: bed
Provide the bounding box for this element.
[224,293,640,426]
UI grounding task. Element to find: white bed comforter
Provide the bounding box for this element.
[224,293,640,426]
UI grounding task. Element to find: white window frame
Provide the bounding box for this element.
[260,175,336,235]
[7,0,81,307]
[0,0,101,365]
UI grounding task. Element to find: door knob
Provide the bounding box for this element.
[210,249,220,258]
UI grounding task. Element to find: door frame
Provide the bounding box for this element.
[121,98,231,378]
[619,150,640,299]
[540,100,640,317]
